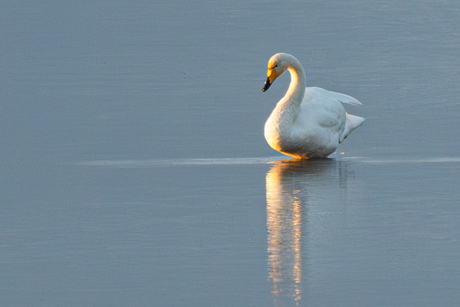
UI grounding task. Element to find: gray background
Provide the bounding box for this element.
[2,1,460,306]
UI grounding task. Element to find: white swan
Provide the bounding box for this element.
[262,53,365,159]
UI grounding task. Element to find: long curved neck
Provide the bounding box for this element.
[268,56,306,139]
[265,55,307,149]
[284,57,306,105]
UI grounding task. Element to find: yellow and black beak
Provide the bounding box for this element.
[262,68,277,92]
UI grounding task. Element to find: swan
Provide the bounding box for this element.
[262,53,365,159]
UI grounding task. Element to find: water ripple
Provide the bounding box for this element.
[76,156,460,168]
[343,157,460,164]
[77,156,286,167]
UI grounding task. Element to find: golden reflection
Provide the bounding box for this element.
[266,159,342,306]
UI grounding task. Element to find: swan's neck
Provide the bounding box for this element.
[273,57,306,120]
[284,60,306,105]
[265,57,307,151]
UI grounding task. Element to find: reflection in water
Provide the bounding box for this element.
[266,159,349,306]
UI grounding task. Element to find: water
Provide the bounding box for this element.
[2,0,460,306]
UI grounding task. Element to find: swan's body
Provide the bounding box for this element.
[262,53,365,159]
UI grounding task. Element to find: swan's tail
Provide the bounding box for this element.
[340,113,365,142]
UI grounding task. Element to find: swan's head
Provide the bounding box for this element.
[262,53,291,92]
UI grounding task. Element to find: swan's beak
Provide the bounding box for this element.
[262,68,277,92]
[262,77,271,92]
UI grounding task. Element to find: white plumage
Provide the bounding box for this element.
[262,53,365,159]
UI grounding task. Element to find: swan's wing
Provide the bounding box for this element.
[297,89,347,134]
[308,87,362,106]
[302,87,365,143]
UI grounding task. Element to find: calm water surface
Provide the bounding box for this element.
[2,0,460,306]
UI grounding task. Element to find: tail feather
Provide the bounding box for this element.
[340,113,365,142]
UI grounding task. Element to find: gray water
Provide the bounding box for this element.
[2,1,460,306]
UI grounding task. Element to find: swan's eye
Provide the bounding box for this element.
[275,64,278,68]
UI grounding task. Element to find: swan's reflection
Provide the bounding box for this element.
[266,159,349,306]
